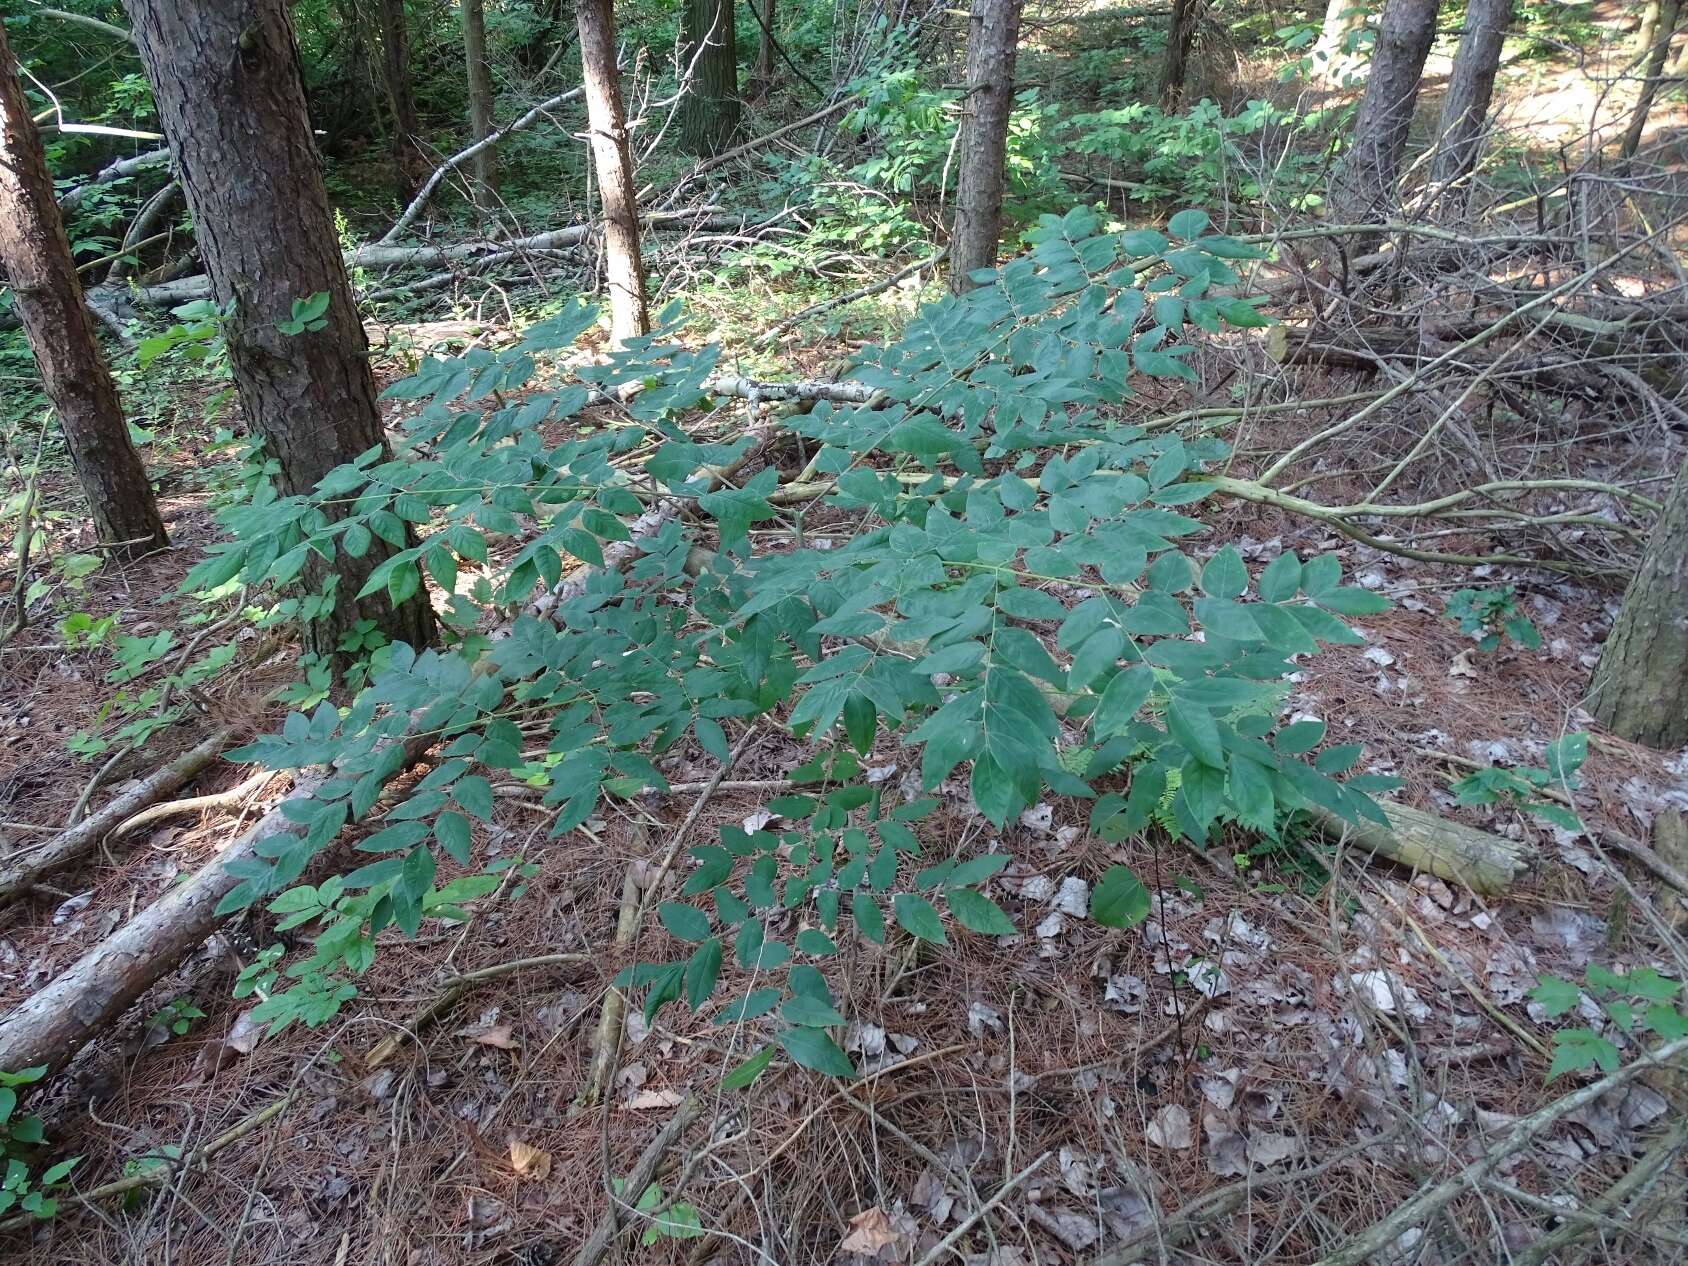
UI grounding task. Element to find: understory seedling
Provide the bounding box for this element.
[1531,965,1686,1079]
[184,206,1394,1079]
[0,1066,80,1220]
[1444,584,1541,652]
[1450,732,1586,832]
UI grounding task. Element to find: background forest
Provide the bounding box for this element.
[2,0,1688,1263]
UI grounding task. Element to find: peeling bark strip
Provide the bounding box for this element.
[0,24,168,558]
[121,0,434,662]
[949,0,1024,295]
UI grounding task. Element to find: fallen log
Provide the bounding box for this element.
[57,147,169,212]
[0,424,788,1082]
[1310,799,1530,894]
[0,768,325,1078]
[0,729,230,904]
[125,210,730,307]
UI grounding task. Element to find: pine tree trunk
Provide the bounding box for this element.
[1331,0,1439,223]
[463,0,498,207]
[1161,0,1201,108]
[1590,459,1688,748]
[0,24,167,559]
[1313,0,1368,85]
[376,0,428,201]
[678,0,739,155]
[948,0,1024,295]
[123,0,435,661]
[755,0,776,92]
[1430,0,1508,207]
[576,0,649,344]
[1622,0,1680,160]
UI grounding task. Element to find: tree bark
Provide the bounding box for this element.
[1160,0,1202,108]
[1330,0,1439,223]
[576,0,649,343]
[1622,0,1681,160]
[0,24,167,559]
[948,0,1024,295]
[1313,0,1368,85]
[463,0,498,207]
[375,0,428,201]
[1430,0,1508,206]
[1590,458,1688,748]
[678,0,740,155]
[122,0,435,661]
[754,0,776,91]
[1636,0,1664,59]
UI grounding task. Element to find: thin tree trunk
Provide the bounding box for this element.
[1161,0,1202,108]
[0,24,167,559]
[123,0,435,661]
[755,0,776,91]
[463,0,498,206]
[1330,0,1439,223]
[678,0,740,155]
[376,0,428,201]
[1622,0,1680,160]
[948,0,1024,295]
[1313,0,1368,85]
[1590,458,1688,748]
[1636,0,1664,59]
[576,0,648,344]
[1430,0,1508,207]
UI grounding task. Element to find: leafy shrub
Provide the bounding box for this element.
[186,205,1392,1074]
[1444,585,1540,651]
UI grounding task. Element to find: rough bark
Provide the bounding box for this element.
[1330,0,1439,223]
[463,0,498,206]
[576,0,649,343]
[1622,0,1681,160]
[678,0,740,155]
[948,0,1024,295]
[1313,0,1368,85]
[1590,458,1688,747]
[376,0,428,200]
[1160,0,1202,108]
[122,0,435,661]
[1430,0,1507,204]
[755,0,776,89]
[0,24,167,559]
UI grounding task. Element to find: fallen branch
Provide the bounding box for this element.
[110,768,273,839]
[579,849,642,1107]
[57,147,169,212]
[0,767,327,1077]
[0,729,231,904]
[1310,799,1530,894]
[0,1091,298,1233]
[379,86,585,244]
[573,1094,704,1266]
[759,247,949,345]
[1311,1035,1688,1266]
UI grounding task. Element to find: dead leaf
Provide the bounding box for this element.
[472,1024,519,1050]
[839,1206,900,1256]
[1145,1104,1193,1150]
[1448,649,1478,678]
[508,1138,552,1180]
[625,1088,686,1110]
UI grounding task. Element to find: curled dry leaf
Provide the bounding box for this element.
[1145,1103,1193,1150]
[472,1024,519,1050]
[838,1205,901,1256]
[508,1138,552,1180]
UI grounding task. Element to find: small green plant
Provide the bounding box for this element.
[1531,965,1687,1079]
[1450,732,1586,832]
[277,292,330,336]
[147,996,206,1038]
[609,1177,704,1244]
[1,1066,80,1219]
[1444,585,1541,651]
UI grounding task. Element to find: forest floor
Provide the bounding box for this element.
[4,2,1688,1264]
